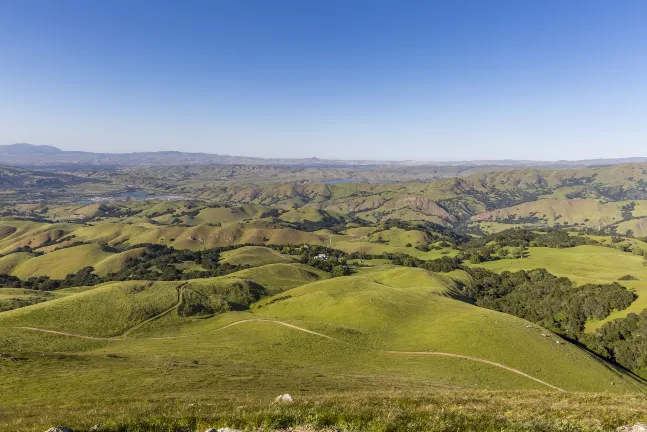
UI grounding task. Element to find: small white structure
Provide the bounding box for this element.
[315,253,328,259]
[274,393,294,403]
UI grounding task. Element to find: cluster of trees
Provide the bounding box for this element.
[461,188,546,212]
[288,213,346,233]
[276,211,369,234]
[463,268,636,339]
[110,244,246,281]
[580,310,647,376]
[271,244,352,276]
[381,219,470,246]
[621,202,636,221]
[465,228,591,250]
[391,255,464,272]
[415,242,451,252]
[0,266,103,291]
[0,294,51,312]
[95,204,143,219]
[460,228,595,263]
[0,244,254,291]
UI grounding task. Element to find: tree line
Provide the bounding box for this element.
[461,268,636,339]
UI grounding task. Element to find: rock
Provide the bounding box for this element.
[89,425,101,431]
[202,428,243,432]
[274,393,294,403]
[45,428,73,432]
[617,424,647,432]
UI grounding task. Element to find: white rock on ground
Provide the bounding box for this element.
[203,428,243,432]
[618,425,647,432]
[274,393,294,403]
[45,428,73,432]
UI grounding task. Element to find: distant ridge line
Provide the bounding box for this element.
[2,143,647,168]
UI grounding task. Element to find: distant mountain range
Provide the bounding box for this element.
[2,143,647,169]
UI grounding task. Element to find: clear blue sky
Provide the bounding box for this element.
[1,0,646,161]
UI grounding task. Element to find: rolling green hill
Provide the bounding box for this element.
[11,243,113,279]
[220,246,294,266]
[1,264,644,431]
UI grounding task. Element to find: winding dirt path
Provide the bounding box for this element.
[15,327,114,340]
[121,283,187,337]
[16,284,188,341]
[15,317,565,392]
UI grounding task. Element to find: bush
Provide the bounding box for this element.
[618,275,638,281]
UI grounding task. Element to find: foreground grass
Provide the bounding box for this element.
[2,390,647,432]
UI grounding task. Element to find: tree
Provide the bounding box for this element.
[331,265,351,277]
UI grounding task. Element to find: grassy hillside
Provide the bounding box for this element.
[11,244,113,279]
[0,251,34,273]
[93,247,146,276]
[220,246,293,266]
[1,264,644,431]
[0,220,75,254]
[0,280,180,337]
[252,270,632,393]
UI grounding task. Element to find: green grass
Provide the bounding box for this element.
[279,207,325,222]
[0,288,57,312]
[0,280,180,338]
[11,243,114,279]
[0,254,646,432]
[251,271,632,393]
[0,220,74,254]
[231,263,329,295]
[333,240,457,259]
[220,246,293,266]
[3,390,647,432]
[93,247,145,276]
[0,251,34,274]
[193,206,252,224]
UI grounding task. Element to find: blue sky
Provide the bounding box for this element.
[1,0,646,161]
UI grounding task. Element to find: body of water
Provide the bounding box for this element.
[77,190,155,204]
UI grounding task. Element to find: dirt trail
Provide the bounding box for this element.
[381,350,564,392]
[16,284,187,341]
[121,283,187,337]
[15,317,565,392]
[15,327,115,340]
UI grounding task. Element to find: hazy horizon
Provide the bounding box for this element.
[1,1,646,161]
[6,141,647,164]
